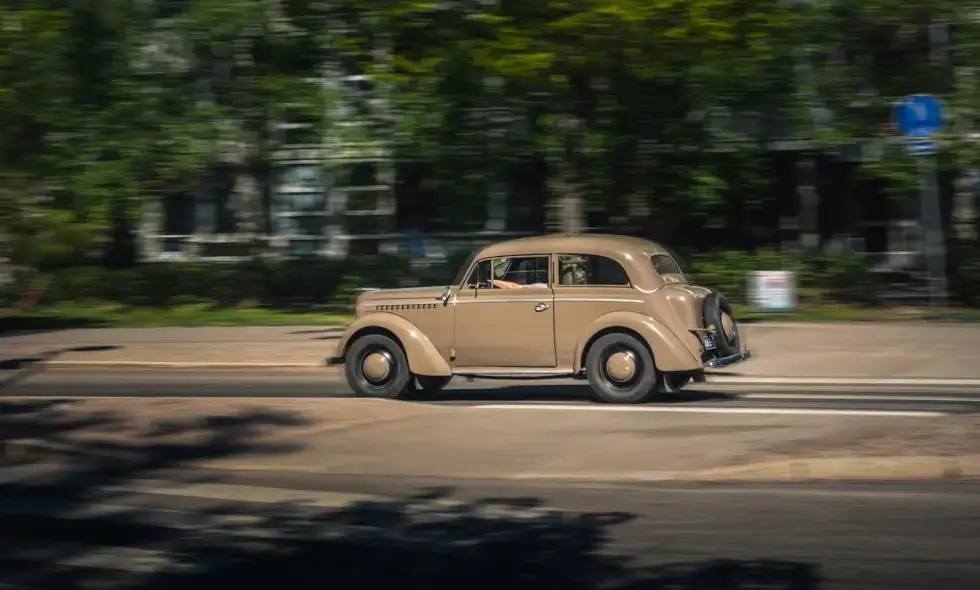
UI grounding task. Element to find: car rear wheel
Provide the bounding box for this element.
[344,334,412,399]
[586,332,658,404]
[659,372,693,393]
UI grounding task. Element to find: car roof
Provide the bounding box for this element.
[475,233,672,260]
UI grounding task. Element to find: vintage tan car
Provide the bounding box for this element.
[328,234,751,403]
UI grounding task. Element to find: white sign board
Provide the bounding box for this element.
[748,270,796,312]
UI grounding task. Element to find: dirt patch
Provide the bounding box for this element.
[752,415,980,461]
[0,397,450,466]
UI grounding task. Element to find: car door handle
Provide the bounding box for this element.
[535,303,550,312]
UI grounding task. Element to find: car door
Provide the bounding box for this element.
[452,254,556,368]
[552,253,645,367]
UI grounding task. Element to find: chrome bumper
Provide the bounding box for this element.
[704,348,752,369]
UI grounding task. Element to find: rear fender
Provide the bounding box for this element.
[334,313,452,377]
[574,311,702,372]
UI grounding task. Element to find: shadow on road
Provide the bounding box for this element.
[0,398,820,589]
[0,345,122,393]
[411,383,738,404]
[293,328,344,336]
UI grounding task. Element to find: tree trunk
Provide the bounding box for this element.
[952,171,978,242]
[796,157,821,249]
[226,132,265,254]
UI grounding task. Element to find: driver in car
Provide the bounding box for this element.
[489,258,547,289]
[492,278,547,289]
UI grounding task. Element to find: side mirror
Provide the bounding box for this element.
[438,286,452,305]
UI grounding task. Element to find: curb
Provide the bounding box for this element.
[509,455,980,483]
[44,361,330,370]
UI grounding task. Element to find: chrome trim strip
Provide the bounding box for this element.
[455,297,644,304]
[704,349,752,369]
[371,300,446,307]
[553,298,644,303]
[454,298,552,304]
[371,303,442,310]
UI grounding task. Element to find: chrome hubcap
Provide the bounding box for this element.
[362,351,393,383]
[605,351,637,383]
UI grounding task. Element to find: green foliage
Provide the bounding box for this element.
[3,0,980,290]
[29,255,414,309]
[9,249,892,310]
[685,248,881,305]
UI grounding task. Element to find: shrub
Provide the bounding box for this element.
[33,254,414,309]
[26,247,980,310]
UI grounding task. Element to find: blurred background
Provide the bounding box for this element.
[3,0,980,327]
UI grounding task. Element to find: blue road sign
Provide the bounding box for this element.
[895,94,944,138]
[906,139,937,156]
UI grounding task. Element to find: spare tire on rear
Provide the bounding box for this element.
[702,290,740,357]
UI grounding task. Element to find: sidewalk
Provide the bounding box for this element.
[4,322,980,379]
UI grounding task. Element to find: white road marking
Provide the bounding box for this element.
[47,361,322,369]
[471,404,944,417]
[742,393,980,403]
[707,376,980,387]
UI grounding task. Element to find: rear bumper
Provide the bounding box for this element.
[704,348,752,369]
[326,356,344,366]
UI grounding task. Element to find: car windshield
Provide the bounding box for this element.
[650,253,685,281]
[452,248,481,286]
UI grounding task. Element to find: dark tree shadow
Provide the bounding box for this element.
[0,345,122,392]
[0,315,110,337]
[0,398,820,590]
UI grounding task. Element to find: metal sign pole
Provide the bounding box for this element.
[895,93,947,309]
[918,155,948,308]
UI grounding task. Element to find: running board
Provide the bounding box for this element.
[453,369,577,381]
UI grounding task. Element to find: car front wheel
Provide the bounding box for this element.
[585,332,658,404]
[344,333,412,399]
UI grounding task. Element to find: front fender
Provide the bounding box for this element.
[332,313,452,377]
[573,311,702,372]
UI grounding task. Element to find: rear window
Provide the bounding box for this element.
[650,254,683,276]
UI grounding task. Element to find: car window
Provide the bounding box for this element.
[557,254,630,286]
[453,248,481,285]
[650,254,683,276]
[465,256,550,289]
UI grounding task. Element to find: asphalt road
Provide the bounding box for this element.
[4,369,980,415]
[1,463,979,589]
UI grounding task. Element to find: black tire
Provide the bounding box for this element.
[702,290,741,357]
[585,332,658,404]
[659,372,693,393]
[416,375,452,392]
[344,334,412,399]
